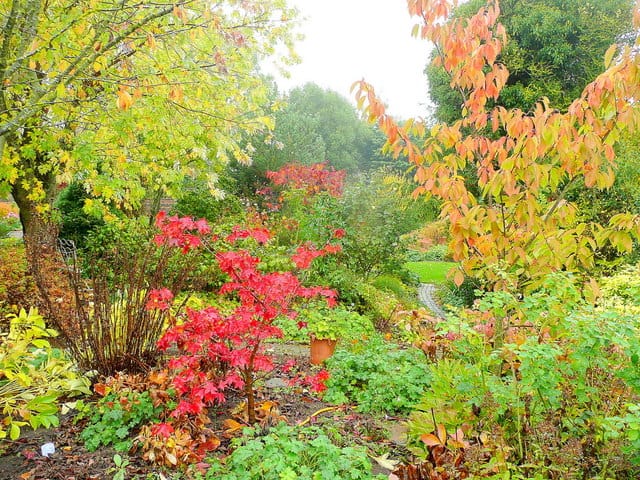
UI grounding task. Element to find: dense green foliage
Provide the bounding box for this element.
[324,336,432,414]
[299,303,375,341]
[78,390,164,452]
[0,309,90,440]
[253,83,389,169]
[427,0,634,122]
[172,177,245,225]
[56,183,104,248]
[407,274,640,477]
[203,423,385,480]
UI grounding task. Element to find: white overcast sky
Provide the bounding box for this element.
[266,0,434,120]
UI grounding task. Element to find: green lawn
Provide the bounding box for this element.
[404,261,456,284]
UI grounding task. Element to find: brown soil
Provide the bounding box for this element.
[0,342,406,480]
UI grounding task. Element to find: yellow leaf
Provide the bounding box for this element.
[10,422,20,440]
[453,269,465,287]
[223,418,244,434]
[371,453,400,470]
[604,44,617,69]
[73,23,85,36]
[56,82,67,98]
[420,433,443,447]
[437,423,447,443]
[116,89,133,110]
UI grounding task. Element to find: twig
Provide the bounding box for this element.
[296,406,342,427]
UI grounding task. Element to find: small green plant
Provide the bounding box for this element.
[79,389,164,452]
[599,264,640,314]
[370,274,415,302]
[203,423,386,479]
[323,335,432,414]
[603,403,640,466]
[301,303,374,341]
[108,453,130,480]
[55,182,104,248]
[356,283,405,328]
[273,314,310,343]
[0,308,90,440]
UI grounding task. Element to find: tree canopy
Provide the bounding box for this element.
[0,0,298,236]
[254,83,383,172]
[357,0,640,291]
[427,0,635,122]
[232,82,394,198]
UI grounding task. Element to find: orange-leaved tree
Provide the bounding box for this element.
[354,0,640,292]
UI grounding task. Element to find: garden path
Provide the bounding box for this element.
[418,283,446,318]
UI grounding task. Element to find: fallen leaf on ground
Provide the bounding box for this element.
[371,452,400,470]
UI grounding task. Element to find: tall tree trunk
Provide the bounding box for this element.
[11,180,54,244]
[11,170,82,358]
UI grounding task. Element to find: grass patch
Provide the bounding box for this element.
[405,261,456,284]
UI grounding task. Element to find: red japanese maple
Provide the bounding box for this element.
[152,214,337,424]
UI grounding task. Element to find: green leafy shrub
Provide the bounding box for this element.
[0,308,90,440]
[301,303,375,341]
[203,423,385,479]
[371,274,416,302]
[267,169,421,280]
[276,303,375,343]
[599,263,640,314]
[423,244,450,261]
[56,182,105,248]
[357,283,404,327]
[436,275,481,308]
[603,403,640,466]
[407,274,640,477]
[273,315,310,343]
[78,389,164,452]
[404,245,451,262]
[172,177,244,224]
[323,336,432,414]
[313,266,364,307]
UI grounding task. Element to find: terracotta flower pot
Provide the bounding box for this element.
[310,337,337,365]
